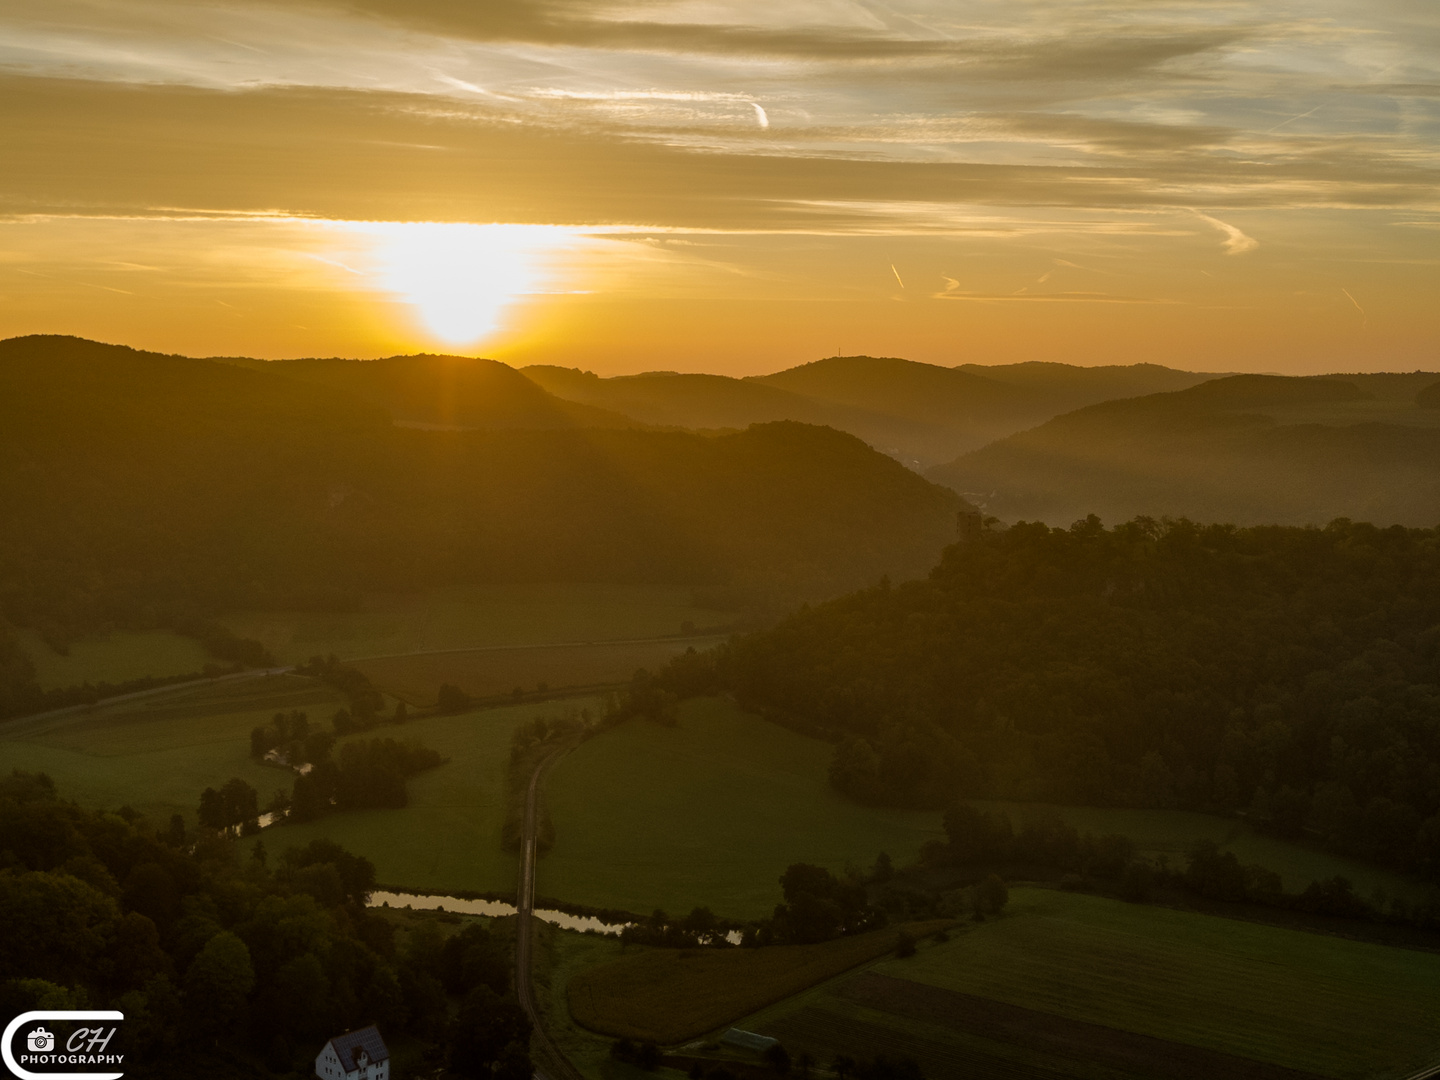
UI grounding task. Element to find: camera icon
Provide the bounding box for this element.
[26,1026,55,1052]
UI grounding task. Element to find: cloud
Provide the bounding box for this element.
[1193,211,1259,255]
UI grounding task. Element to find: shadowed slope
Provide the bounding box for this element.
[929,374,1440,526]
[225,352,638,430]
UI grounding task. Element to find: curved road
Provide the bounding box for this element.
[516,745,587,1080]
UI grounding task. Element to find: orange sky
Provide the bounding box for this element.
[1,0,1437,374]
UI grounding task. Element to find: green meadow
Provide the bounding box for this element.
[16,628,212,691]
[740,888,1440,1080]
[0,674,341,822]
[245,700,560,895]
[879,887,1440,1078]
[221,583,735,665]
[539,698,946,920]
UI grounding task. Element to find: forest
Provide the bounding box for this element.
[711,516,1440,877]
[0,771,528,1079]
[0,336,962,716]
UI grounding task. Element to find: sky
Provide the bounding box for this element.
[1,0,1437,375]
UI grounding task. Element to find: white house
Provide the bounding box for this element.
[316,1026,390,1080]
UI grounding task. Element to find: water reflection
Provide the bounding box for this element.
[369,889,632,935]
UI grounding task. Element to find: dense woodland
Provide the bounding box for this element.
[0,336,962,716]
[0,772,528,1079]
[712,517,1440,878]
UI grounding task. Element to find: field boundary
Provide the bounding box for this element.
[0,665,295,734]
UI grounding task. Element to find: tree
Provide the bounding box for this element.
[765,1043,792,1075]
[182,931,255,1042]
[975,874,1009,915]
[448,985,531,1078]
[437,683,472,714]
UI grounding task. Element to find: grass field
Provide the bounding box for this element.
[567,920,953,1045]
[354,636,726,706]
[16,628,212,691]
[540,698,947,920]
[245,701,559,894]
[535,924,666,1080]
[976,800,1423,901]
[743,887,1440,1080]
[221,583,736,665]
[0,674,341,822]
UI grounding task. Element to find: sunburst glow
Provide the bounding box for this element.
[342,222,585,347]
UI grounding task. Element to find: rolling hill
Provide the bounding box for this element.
[221,352,637,430]
[526,355,1220,468]
[929,373,1440,527]
[0,337,966,667]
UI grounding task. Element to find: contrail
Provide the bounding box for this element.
[1267,104,1322,134]
[891,263,905,289]
[1341,287,1367,327]
[750,102,769,129]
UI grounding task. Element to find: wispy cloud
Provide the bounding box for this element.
[1192,212,1259,255]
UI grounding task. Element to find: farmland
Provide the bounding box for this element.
[743,887,1440,1080]
[246,700,561,895]
[0,674,341,822]
[16,628,212,690]
[567,920,952,1045]
[221,583,736,665]
[539,697,947,920]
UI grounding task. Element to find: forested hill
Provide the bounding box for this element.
[715,517,1440,877]
[224,352,638,431]
[526,356,1218,468]
[929,373,1440,526]
[0,336,965,706]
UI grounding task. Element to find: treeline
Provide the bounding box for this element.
[621,862,893,949]
[704,518,1440,879]
[0,614,274,722]
[0,771,530,1078]
[289,739,446,821]
[933,802,1440,929]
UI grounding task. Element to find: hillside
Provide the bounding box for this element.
[929,373,1440,526]
[521,367,843,431]
[527,356,1219,468]
[712,516,1440,878]
[0,335,966,712]
[954,360,1218,403]
[222,352,637,430]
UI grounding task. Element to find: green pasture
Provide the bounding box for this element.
[536,925,658,1080]
[861,887,1440,1079]
[539,698,946,920]
[221,583,736,665]
[977,800,1424,901]
[0,674,341,822]
[249,699,593,895]
[355,636,724,706]
[16,628,212,691]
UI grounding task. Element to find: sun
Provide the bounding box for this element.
[340,222,583,347]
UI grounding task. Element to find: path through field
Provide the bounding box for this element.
[517,744,587,1080]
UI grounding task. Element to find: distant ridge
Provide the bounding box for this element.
[220,352,639,431]
[527,355,1219,467]
[928,372,1440,527]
